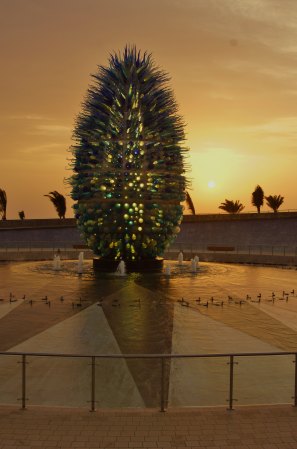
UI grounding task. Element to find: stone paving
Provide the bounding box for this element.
[0,405,297,449]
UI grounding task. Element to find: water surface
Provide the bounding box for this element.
[0,260,296,408]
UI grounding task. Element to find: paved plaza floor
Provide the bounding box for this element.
[0,404,297,449]
[1,262,297,448]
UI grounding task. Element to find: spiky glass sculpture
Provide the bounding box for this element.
[70,46,187,262]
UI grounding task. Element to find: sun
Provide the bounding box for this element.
[207,180,216,188]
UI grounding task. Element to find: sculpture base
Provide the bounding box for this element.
[93,257,164,273]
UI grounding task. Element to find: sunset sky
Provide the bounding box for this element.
[1,0,297,218]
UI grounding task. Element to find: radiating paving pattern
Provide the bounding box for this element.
[0,260,297,408]
[169,305,294,406]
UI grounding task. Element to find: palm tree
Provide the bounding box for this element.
[265,195,284,213]
[44,191,66,218]
[251,185,264,213]
[219,199,245,214]
[18,211,25,220]
[185,191,195,215]
[0,189,7,220]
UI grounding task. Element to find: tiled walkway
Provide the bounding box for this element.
[0,405,297,449]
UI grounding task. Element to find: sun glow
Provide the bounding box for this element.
[207,180,216,188]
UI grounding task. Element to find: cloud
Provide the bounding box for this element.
[20,143,64,155]
[192,116,297,157]
[235,116,297,139]
[3,113,72,136]
[6,114,53,121]
[28,124,72,136]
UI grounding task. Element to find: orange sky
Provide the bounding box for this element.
[1,0,297,218]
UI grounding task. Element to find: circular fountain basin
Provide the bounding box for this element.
[0,260,297,409]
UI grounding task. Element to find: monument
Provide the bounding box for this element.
[70,46,188,270]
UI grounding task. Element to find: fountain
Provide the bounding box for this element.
[116,260,126,276]
[164,265,171,276]
[194,255,199,266]
[77,252,84,274]
[190,258,197,273]
[53,255,61,271]
[178,251,183,265]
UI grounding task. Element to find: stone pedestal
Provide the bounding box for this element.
[93,257,164,272]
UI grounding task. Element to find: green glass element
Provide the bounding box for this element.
[70,46,188,261]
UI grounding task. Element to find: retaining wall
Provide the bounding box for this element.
[175,212,297,248]
[0,213,297,264]
[0,219,81,246]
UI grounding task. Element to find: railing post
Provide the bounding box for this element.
[228,355,234,410]
[90,356,96,412]
[160,357,165,412]
[293,354,297,407]
[21,354,27,410]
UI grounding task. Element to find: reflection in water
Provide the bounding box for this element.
[0,260,297,353]
[0,260,297,407]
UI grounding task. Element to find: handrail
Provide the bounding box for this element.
[1,350,297,412]
[1,350,296,358]
[0,242,296,253]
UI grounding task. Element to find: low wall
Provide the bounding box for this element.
[164,251,297,267]
[0,213,297,264]
[0,218,81,246]
[175,212,297,248]
[0,249,93,261]
[1,250,296,266]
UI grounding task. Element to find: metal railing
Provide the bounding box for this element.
[1,350,297,412]
[0,241,81,251]
[168,243,297,257]
[194,209,297,215]
[0,242,297,258]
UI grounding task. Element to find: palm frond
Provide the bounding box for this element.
[219,199,244,214]
[185,191,195,215]
[44,191,66,218]
[0,189,7,219]
[265,195,284,213]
